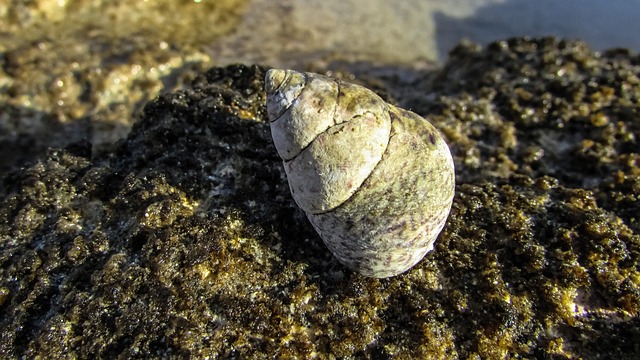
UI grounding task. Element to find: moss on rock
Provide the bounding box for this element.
[0,39,639,358]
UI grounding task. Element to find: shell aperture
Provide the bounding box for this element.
[265,69,455,278]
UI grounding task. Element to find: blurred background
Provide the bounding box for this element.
[209,0,640,68]
[2,0,639,68]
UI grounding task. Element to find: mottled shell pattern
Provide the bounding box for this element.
[265,69,455,278]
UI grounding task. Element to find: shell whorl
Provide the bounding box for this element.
[266,69,455,278]
[266,69,391,214]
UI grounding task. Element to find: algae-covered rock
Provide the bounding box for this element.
[1,39,639,358]
[0,0,251,177]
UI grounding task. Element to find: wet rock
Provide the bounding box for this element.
[0,39,639,358]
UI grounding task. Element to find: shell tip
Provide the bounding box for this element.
[265,69,287,95]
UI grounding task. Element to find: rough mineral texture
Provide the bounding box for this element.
[1,38,639,359]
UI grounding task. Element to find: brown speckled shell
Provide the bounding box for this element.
[265,69,455,278]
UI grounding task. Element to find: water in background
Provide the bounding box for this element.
[210,0,640,68]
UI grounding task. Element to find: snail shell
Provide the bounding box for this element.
[265,69,455,278]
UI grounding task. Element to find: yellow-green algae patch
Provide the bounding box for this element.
[0,0,248,48]
[0,38,639,358]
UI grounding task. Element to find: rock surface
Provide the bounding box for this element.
[1,39,639,358]
[0,0,246,177]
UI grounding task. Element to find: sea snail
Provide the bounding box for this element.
[265,69,455,278]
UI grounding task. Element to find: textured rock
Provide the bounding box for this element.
[0,38,639,358]
[0,0,248,177]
